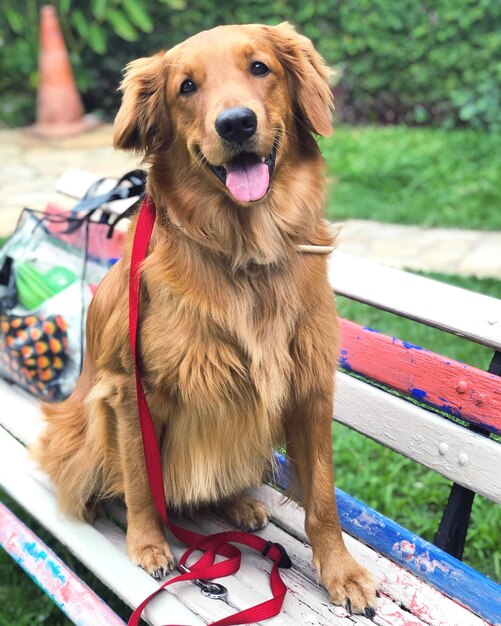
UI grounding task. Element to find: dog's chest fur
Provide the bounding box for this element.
[141,256,300,506]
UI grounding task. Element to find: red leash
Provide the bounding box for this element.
[128,195,291,626]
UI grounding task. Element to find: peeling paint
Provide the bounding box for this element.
[46,559,66,583]
[410,388,428,401]
[402,341,424,350]
[392,542,455,580]
[440,403,461,417]
[393,540,416,561]
[352,508,386,533]
[338,351,352,372]
[0,504,125,626]
[23,540,47,562]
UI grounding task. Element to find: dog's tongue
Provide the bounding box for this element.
[225,154,269,203]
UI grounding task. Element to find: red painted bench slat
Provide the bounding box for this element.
[339,319,501,434]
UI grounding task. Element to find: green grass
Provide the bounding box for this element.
[320,126,501,229]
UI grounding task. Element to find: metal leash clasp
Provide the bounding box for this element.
[178,563,228,600]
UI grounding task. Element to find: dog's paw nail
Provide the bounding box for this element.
[376,590,381,598]
[364,607,376,619]
[150,555,176,579]
[344,598,352,615]
[131,542,176,580]
[243,518,267,532]
[152,567,167,580]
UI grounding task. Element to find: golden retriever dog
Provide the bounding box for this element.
[32,23,376,615]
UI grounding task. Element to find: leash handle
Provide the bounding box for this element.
[128,196,290,626]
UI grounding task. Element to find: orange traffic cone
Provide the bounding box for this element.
[28,5,100,137]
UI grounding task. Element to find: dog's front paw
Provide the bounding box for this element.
[316,550,377,617]
[129,540,176,579]
[222,493,269,531]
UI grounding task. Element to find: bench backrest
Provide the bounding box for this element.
[328,252,501,505]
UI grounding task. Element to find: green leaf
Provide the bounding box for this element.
[59,0,71,14]
[107,8,138,41]
[91,0,108,21]
[121,0,153,33]
[459,102,478,121]
[158,0,186,9]
[87,23,107,54]
[71,9,89,39]
[29,70,39,89]
[4,8,25,34]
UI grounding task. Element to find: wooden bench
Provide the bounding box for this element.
[1,251,500,626]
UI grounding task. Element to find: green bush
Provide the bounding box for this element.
[323,0,501,131]
[1,0,500,130]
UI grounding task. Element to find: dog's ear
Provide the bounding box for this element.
[266,22,333,137]
[113,53,167,152]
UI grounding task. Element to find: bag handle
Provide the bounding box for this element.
[71,169,146,217]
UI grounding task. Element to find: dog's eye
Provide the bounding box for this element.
[250,61,270,76]
[180,79,197,95]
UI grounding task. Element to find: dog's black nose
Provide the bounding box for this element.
[215,107,257,143]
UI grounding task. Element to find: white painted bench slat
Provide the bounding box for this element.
[335,372,501,504]
[328,252,501,350]
[0,380,42,446]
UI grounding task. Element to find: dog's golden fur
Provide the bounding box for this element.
[32,23,376,613]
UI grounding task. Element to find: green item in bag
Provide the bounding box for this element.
[16,262,77,310]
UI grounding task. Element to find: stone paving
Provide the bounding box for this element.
[0,126,140,234]
[1,125,500,279]
[336,220,501,279]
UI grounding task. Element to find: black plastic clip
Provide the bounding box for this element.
[262,541,292,569]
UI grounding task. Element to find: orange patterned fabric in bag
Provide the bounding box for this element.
[0,314,69,400]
